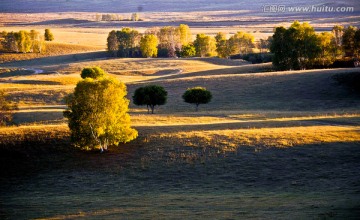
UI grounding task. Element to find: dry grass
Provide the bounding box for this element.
[0,124,69,146]
[0,42,103,64]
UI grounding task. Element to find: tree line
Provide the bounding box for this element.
[107,24,260,59]
[96,13,140,22]
[270,21,360,70]
[0,29,54,53]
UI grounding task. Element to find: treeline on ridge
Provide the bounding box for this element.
[107,22,360,70]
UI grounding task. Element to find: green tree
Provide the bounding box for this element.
[182,87,212,111]
[194,34,217,57]
[215,32,231,58]
[317,32,335,66]
[332,25,344,58]
[228,31,255,56]
[44,29,54,41]
[0,90,17,126]
[64,76,137,151]
[140,34,158,58]
[270,21,321,70]
[133,85,167,114]
[116,28,141,57]
[354,29,360,57]
[180,44,196,57]
[107,30,119,57]
[342,26,357,57]
[81,67,106,79]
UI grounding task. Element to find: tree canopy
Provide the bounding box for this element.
[182,87,212,111]
[81,67,106,79]
[140,34,159,58]
[270,21,324,70]
[1,30,45,53]
[44,29,54,41]
[64,75,137,152]
[133,85,167,114]
[194,34,217,57]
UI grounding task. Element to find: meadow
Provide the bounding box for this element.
[1,4,360,218]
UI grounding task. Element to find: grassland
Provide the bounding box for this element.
[1,11,360,218]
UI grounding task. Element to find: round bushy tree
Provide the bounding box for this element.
[64,77,138,152]
[81,67,106,79]
[133,85,167,114]
[182,87,212,111]
[44,29,54,41]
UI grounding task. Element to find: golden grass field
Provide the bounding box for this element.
[1,11,360,218]
[1,54,359,149]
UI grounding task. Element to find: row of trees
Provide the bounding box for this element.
[64,67,212,151]
[107,25,258,58]
[0,29,54,53]
[95,13,140,22]
[270,21,360,70]
[133,85,212,113]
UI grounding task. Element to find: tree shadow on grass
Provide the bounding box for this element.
[0,51,109,68]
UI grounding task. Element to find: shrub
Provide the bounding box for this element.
[80,67,106,79]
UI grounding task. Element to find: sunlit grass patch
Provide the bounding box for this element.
[145,126,360,151]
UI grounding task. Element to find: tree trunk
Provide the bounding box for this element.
[151,105,155,114]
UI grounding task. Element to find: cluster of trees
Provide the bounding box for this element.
[95,13,140,22]
[270,21,360,70]
[64,66,213,151]
[64,67,138,152]
[133,85,212,113]
[107,24,258,59]
[0,30,47,53]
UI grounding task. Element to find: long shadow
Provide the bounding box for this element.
[0,51,109,68]
[134,117,360,134]
[17,18,94,26]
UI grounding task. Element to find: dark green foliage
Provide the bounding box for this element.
[133,85,167,114]
[80,67,106,79]
[333,72,360,94]
[270,21,322,70]
[44,29,54,41]
[182,87,212,111]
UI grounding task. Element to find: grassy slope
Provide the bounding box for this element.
[1,55,360,219]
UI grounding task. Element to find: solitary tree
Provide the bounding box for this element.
[64,75,137,152]
[182,87,212,111]
[140,34,158,58]
[81,67,106,79]
[44,29,54,41]
[133,85,167,114]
